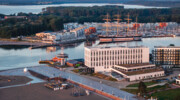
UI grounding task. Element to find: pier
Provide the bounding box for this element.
[28,66,137,100]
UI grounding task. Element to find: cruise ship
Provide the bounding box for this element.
[99,14,142,43]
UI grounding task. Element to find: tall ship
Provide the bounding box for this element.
[99,13,142,43]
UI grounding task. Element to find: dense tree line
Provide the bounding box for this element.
[0,0,130,5]
[125,0,180,8]
[44,6,180,23]
[1,0,180,7]
[0,15,64,38]
[0,6,180,38]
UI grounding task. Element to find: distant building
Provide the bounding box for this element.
[70,26,88,38]
[64,23,79,30]
[111,63,164,81]
[85,46,149,72]
[36,31,52,38]
[4,16,27,19]
[176,74,180,85]
[66,60,79,67]
[52,47,68,66]
[66,59,83,67]
[152,46,180,68]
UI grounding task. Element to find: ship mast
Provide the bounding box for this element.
[103,13,111,35]
[136,17,138,35]
[125,13,132,36]
[135,17,138,47]
[114,14,122,36]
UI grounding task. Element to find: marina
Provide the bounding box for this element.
[0,1,180,100]
[99,13,142,43]
[0,37,180,71]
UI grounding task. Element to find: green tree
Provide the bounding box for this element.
[169,44,175,46]
[49,18,63,31]
[138,81,147,96]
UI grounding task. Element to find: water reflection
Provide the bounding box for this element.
[46,46,56,53]
[0,45,30,50]
[84,40,96,46]
[0,37,179,70]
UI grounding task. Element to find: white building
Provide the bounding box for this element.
[36,31,52,38]
[111,63,164,81]
[176,74,180,85]
[64,23,80,30]
[41,32,58,42]
[70,26,88,38]
[85,46,149,72]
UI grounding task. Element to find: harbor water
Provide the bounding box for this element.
[0,37,180,70]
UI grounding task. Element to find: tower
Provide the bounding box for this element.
[58,46,68,66]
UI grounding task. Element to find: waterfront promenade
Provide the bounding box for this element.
[0,66,136,100]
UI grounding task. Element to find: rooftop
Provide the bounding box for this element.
[155,46,180,48]
[117,63,154,68]
[86,46,148,50]
[113,67,164,76]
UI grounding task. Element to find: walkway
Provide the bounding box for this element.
[29,66,137,100]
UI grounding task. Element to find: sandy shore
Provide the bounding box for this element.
[0,75,32,87]
[0,82,109,100]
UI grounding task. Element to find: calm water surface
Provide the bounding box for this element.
[0,37,179,70]
[0,3,168,15]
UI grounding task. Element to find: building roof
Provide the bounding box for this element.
[86,46,148,50]
[113,67,164,76]
[118,63,154,68]
[154,46,180,48]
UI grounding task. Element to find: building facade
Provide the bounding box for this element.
[111,63,164,81]
[176,74,180,85]
[152,46,180,67]
[70,26,88,38]
[85,46,149,72]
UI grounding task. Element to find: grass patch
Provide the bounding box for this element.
[123,84,169,95]
[127,81,157,87]
[151,88,180,100]
[121,88,138,94]
[71,69,117,81]
[72,68,86,73]
[92,73,117,81]
[147,84,169,92]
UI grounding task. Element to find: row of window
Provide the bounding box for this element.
[90,55,142,61]
[91,49,143,56]
[91,60,143,67]
[137,73,164,80]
